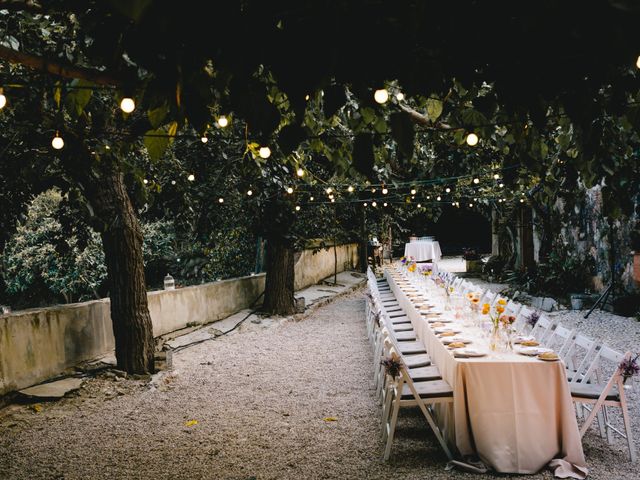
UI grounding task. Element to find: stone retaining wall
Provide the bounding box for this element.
[0,243,359,396]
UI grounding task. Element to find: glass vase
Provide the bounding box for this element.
[489,324,500,351]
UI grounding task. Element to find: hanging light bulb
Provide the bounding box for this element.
[326,187,333,194]
[374,88,389,104]
[383,202,388,207]
[636,55,640,69]
[396,92,405,101]
[309,196,314,201]
[347,185,354,193]
[201,135,208,143]
[51,132,64,150]
[493,173,500,180]
[452,202,456,206]
[286,187,294,194]
[436,196,441,201]
[473,178,480,184]
[296,167,305,177]
[218,197,224,203]
[0,90,6,109]
[329,194,334,199]
[120,97,135,113]
[143,179,149,184]
[499,183,504,188]
[330,198,335,203]
[445,187,451,193]
[364,202,368,207]
[520,198,525,203]
[247,189,253,196]
[295,205,301,211]
[382,187,388,194]
[466,132,479,146]
[469,203,474,207]
[217,115,229,128]
[305,94,310,101]
[426,195,431,200]
[188,174,195,181]
[417,203,422,208]
[258,146,271,159]
[410,188,416,195]
[372,201,377,207]
[371,188,376,193]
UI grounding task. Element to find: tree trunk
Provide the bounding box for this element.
[87,167,155,374]
[263,238,296,315]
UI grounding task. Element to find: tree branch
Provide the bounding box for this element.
[0,45,122,86]
[0,0,42,13]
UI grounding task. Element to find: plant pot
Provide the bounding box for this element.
[570,295,583,310]
[465,259,483,273]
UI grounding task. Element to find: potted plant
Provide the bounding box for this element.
[463,248,483,273]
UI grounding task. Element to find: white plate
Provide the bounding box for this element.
[427,318,452,323]
[518,347,552,356]
[443,337,472,345]
[455,349,487,358]
[436,329,462,335]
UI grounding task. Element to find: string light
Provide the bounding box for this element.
[310,196,314,201]
[636,55,640,69]
[466,132,479,146]
[417,203,421,208]
[0,90,6,109]
[364,202,368,206]
[469,203,473,207]
[247,189,253,196]
[188,174,195,181]
[218,197,224,203]
[171,180,176,185]
[396,92,405,101]
[473,178,480,184]
[371,188,376,193]
[201,135,208,143]
[383,202,388,207]
[295,205,301,211]
[382,187,388,194]
[296,167,305,177]
[329,194,334,199]
[305,94,310,101]
[445,187,451,193]
[452,202,456,206]
[326,187,333,194]
[259,146,271,158]
[286,187,294,194]
[347,185,354,192]
[499,183,504,188]
[143,179,149,184]
[217,116,229,128]
[520,198,525,203]
[374,88,389,104]
[120,97,135,113]
[493,173,500,180]
[51,131,64,150]
[330,198,335,203]
[410,188,416,195]
[426,196,431,200]
[436,196,441,201]
[372,201,377,207]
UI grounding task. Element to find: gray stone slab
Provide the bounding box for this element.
[19,377,83,399]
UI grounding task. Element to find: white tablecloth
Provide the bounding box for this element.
[384,268,587,478]
[404,241,442,262]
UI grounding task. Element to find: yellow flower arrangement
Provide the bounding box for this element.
[481,302,490,315]
[408,263,417,273]
[497,298,507,306]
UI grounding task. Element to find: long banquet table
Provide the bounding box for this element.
[385,267,587,478]
[404,240,442,262]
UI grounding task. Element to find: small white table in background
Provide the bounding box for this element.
[404,240,442,262]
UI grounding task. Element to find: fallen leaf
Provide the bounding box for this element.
[185,419,198,427]
[323,417,338,422]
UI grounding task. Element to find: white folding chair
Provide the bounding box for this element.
[570,348,636,462]
[565,334,599,383]
[531,314,557,345]
[381,346,453,461]
[544,323,575,360]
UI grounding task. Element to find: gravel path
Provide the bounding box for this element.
[0,290,637,479]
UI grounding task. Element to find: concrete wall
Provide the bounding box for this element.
[294,243,359,290]
[0,243,358,396]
